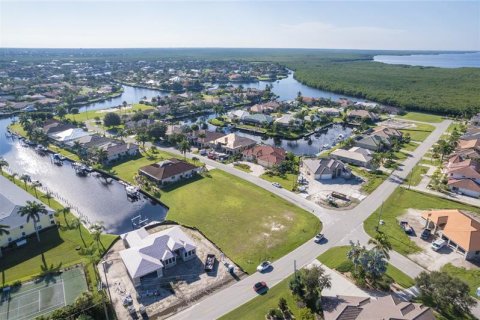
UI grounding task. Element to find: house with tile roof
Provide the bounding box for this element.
[210,133,257,155]
[322,294,435,320]
[422,209,480,260]
[119,226,197,286]
[242,145,286,168]
[331,147,373,168]
[355,134,391,151]
[139,158,200,186]
[301,158,351,180]
[347,110,378,123]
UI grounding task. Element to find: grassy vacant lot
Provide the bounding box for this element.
[112,156,319,274]
[349,166,388,194]
[219,275,305,320]
[260,173,298,190]
[401,141,420,152]
[397,112,444,123]
[399,123,435,142]
[0,172,117,285]
[162,170,320,273]
[441,263,480,297]
[405,165,429,187]
[65,103,153,123]
[364,188,480,255]
[318,246,415,289]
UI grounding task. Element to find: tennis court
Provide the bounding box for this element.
[0,267,88,320]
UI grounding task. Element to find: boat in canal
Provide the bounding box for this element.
[126,185,140,198]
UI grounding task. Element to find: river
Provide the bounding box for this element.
[0,118,167,234]
[373,52,480,68]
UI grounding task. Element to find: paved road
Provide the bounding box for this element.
[168,120,451,320]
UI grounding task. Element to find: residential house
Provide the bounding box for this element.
[242,145,286,168]
[97,142,139,163]
[372,126,403,141]
[322,294,435,320]
[0,175,56,249]
[446,163,480,184]
[301,158,351,180]
[423,209,480,260]
[275,114,303,127]
[189,130,226,148]
[119,226,197,286]
[470,113,480,126]
[355,135,390,151]
[241,113,273,126]
[210,133,256,155]
[49,128,92,144]
[139,158,200,186]
[125,119,155,130]
[331,147,373,168]
[249,101,280,114]
[42,119,76,135]
[347,110,378,122]
[448,179,480,198]
[227,110,250,121]
[318,107,341,117]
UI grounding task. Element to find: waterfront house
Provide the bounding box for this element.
[249,101,281,114]
[42,119,76,135]
[96,142,139,163]
[241,113,273,126]
[347,110,378,122]
[49,128,92,144]
[300,158,351,180]
[371,126,403,140]
[242,145,286,168]
[275,114,303,127]
[422,209,480,260]
[189,130,226,149]
[0,175,56,250]
[139,158,200,186]
[331,147,373,168]
[119,226,197,287]
[210,133,257,155]
[355,134,390,151]
[318,107,341,117]
[227,110,250,121]
[322,294,434,320]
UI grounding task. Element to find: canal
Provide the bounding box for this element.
[0,118,167,234]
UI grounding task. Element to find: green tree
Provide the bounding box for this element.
[43,191,53,206]
[103,112,121,127]
[368,232,392,259]
[416,271,475,315]
[20,174,31,190]
[0,158,9,174]
[18,201,48,242]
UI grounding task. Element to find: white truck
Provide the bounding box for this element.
[431,239,447,251]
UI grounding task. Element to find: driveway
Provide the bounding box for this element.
[227,161,265,177]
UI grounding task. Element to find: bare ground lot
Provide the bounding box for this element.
[98,224,245,320]
[399,209,478,271]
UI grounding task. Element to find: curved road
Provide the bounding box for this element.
[160,119,452,320]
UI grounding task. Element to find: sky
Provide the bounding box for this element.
[0,1,479,50]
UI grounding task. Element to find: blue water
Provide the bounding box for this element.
[374,52,480,68]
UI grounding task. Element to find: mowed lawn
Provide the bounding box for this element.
[349,166,388,194]
[65,103,154,122]
[162,170,320,274]
[111,155,320,274]
[399,123,435,142]
[364,188,480,255]
[317,246,415,289]
[260,173,298,191]
[405,165,429,187]
[397,112,444,123]
[0,173,118,285]
[219,275,305,320]
[441,263,480,297]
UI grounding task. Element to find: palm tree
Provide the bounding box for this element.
[368,232,392,259]
[0,158,8,175]
[70,216,86,246]
[90,223,105,252]
[43,191,53,206]
[31,180,41,198]
[95,148,109,165]
[20,174,31,190]
[347,241,365,274]
[18,201,48,242]
[0,224,9,257]
[136,132,149,149]
[10,172,18,182]
[178,139,191,159]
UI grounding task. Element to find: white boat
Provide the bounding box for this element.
[322,144,330,149]
[126,185,140,197]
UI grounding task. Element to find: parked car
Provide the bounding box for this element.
[431,239,447,251]
[199,149,207,156]
[272,182,282,188]
[420,229,431,240]
[256,261,272,272]
[314,233,324,243]
[253,281,268,293]
[399,220,414,235]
